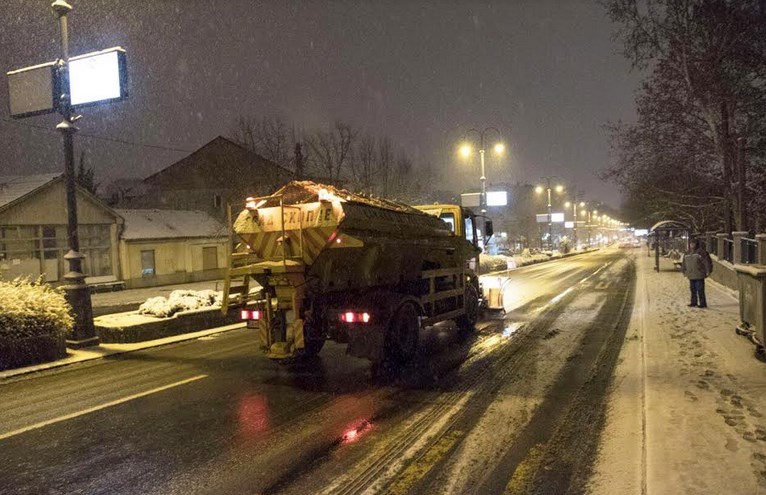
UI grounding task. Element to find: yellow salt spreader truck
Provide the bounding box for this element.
[221,181,493,363]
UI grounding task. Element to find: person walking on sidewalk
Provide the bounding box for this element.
[681,240,711,308]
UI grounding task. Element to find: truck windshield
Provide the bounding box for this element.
[440,213,456,233]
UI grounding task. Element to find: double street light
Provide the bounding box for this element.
[459,127,505,212]
[535,177,564,251]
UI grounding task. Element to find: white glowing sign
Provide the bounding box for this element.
[565,221,574,228]
[551,212,565,223]
[69,47,128,107]
[486,191,508,206]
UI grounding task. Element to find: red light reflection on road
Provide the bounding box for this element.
[342,420,372,444]
[237,394,270,441]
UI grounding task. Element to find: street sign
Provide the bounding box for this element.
[536,214,549,223]
[461,192,481,207]
[7,46,127,118]
[551,212,565,223]
[7,61,57,118]
[565,221,574,228]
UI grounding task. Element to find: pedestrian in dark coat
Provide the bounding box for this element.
[681,239,711,308]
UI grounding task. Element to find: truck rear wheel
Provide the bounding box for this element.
[301,338,325,357]
[386,302,420,363]
[300,317,326,357]
[456,285,479,331]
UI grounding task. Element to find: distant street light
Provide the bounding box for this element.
[564,197,585,248]
[459,127,505,212]
[535,176,564,250]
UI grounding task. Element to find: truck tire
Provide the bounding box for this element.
[301,338,325,357]
[386,302,420,363]
[300,316,326,357]
[456,285,479,331]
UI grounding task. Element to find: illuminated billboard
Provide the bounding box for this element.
[486,191,508,206]
[551,212,565,223]
[69,47,128,107]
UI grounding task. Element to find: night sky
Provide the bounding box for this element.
[0,0,641,207]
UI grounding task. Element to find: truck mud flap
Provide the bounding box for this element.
[346,325,386,362]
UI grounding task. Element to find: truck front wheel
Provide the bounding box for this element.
[456,285,479,331]
[386,302,420,363]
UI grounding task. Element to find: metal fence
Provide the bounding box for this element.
[708,237,718,257]
[741,237,758,264]
[723,238,734,263]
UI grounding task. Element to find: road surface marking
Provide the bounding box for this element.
[0,374,207,441]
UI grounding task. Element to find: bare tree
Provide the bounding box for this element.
[376,136,394,197]
[305,121,357,181]
[602,0,766,231]
[232,115,294,170]
[352,134,376,193]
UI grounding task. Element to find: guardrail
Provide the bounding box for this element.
[723,238,734,263]
[709,237,718,257]
[742,237,758,264]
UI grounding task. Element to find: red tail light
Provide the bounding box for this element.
[340,311,371,323]
[241,310,262,320]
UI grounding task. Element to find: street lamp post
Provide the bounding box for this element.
[535,177,563,251]
[460,127,504,212]
[52,0,98,348]
[565,199,585,249]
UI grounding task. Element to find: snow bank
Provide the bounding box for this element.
[480,250,554,272]
[137,289,222,318]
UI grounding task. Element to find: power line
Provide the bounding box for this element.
[0,117,194,154]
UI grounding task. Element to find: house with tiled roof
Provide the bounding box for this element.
[115,209,226,288]
[0,174,226,289]
[131,136,294,220]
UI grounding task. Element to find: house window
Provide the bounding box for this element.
[213,194,222,209]
[141,250,156,276]
[202,246,218,270]
[79,225,113,276]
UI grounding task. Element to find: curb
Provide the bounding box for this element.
[0,322,246,381]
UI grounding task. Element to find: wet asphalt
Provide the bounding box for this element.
[0,249,627,495]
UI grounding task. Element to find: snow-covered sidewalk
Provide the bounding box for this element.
[590,253,766,494]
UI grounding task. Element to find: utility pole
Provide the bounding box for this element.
[459,127,504,213]
[721,102,733,234]
[535,176,562,251]
[736,137,747,232]
[52,0,98,348]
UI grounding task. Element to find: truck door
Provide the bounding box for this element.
[463,211,479,271]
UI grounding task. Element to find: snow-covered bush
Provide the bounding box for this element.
[138,290,222,318]
[0,277,73,341]
[0,277,72,370]
[480,254,510,272]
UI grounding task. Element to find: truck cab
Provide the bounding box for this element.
[414,204,492,264]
